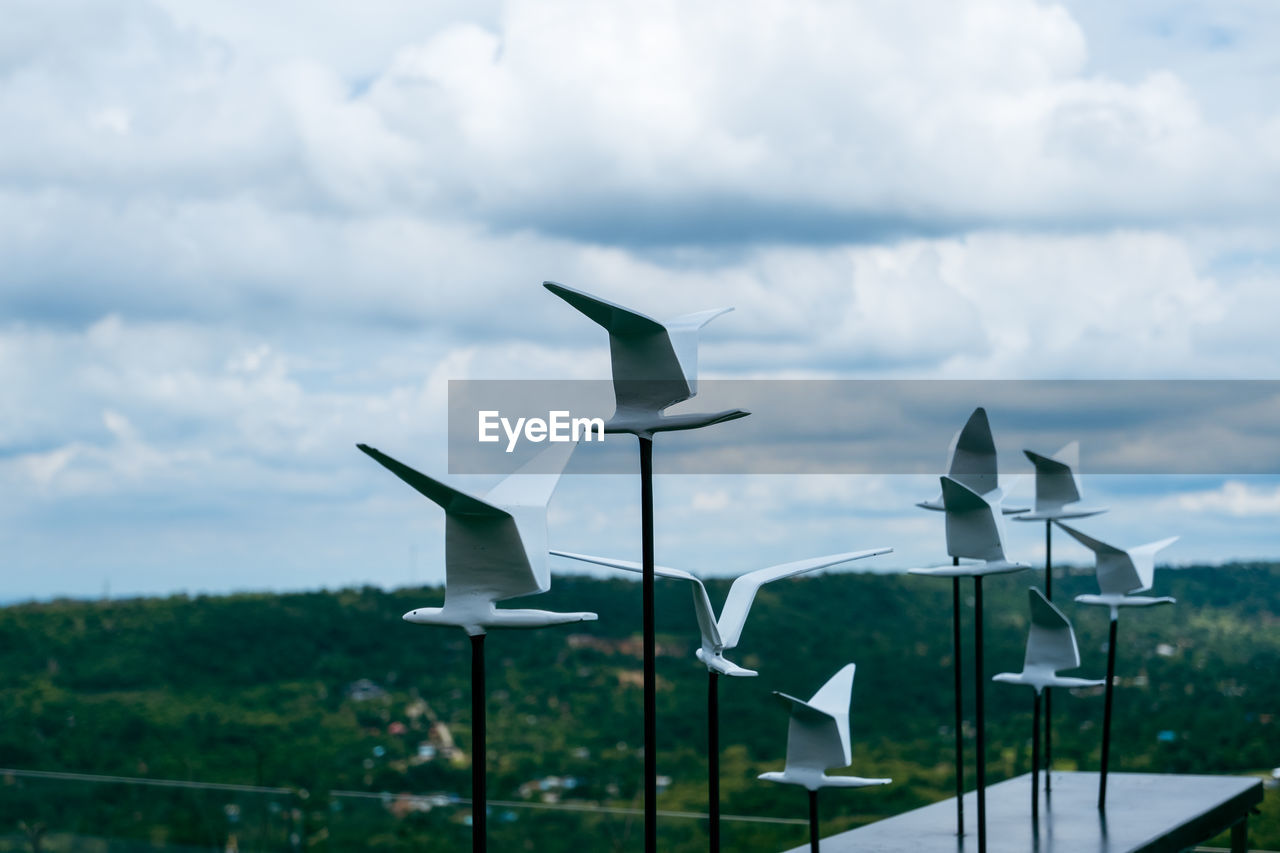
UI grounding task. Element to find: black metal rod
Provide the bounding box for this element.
[1099,616,1118,810]
[708,671,720,852]
[808,789,819,853]
[1044,521,1052,601]
[974,574,987,853]
[471,633,486,853]
[639,436,657,853]
[1044,521,1053,794]
[952,567,965,837]
[1032,690,1042,824]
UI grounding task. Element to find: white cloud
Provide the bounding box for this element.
[3,0,1280,599]
[1166,479,1280,516]
[4,0,1277,237]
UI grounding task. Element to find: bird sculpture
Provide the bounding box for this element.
[917,407,1027,514]
[994,587,1105,695]
[358,442,597,634]
[544,280,748,853]
[550,548,890,676]
[1015,442,1107,522]
[1013,441,1107,791]
[543,281,748,437]
[357,441,595,853]
[993,588,1104,820]
[911,476,1032,578]
[759,664,890,852]
[911,474,1030,852]
[552,547,889,850]
[1058,523,1178,617]
[1057,521,1178,810]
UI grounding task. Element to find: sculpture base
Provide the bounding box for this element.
[780,772,1262,853]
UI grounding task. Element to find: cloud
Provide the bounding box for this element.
[349,0,1275,243]
[1165,479,1280,516]
[5,0,1279,246]
[3,0,1280,599]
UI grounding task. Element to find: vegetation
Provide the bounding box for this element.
[1,564,1277,850]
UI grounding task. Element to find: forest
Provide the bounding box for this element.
[1,563,1277,851]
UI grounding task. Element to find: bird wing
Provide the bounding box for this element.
[948,407,999,497]
[1025,587,1081,672]
[717,549,891,650]
[940,476,1006,562]
[1128,536,1179,592]
[483,443,575,594]
[543,281,666,336]
[1055,522,1142,596]
[1024,443,1082,510]
[483,441,575,510]
[358,444,507,519]
[544,281,690,411]
[663,307,732,395]
[549,551,721,648]
[358,444,544,602]
[774,693,847,773]
[443,513,539,602]
[1054,521,1121,557]
[775,663,856,770]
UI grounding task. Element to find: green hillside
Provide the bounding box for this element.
[1,564,1277,851]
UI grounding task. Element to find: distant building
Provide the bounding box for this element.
[518,775,582,803]
[345,679,388,702]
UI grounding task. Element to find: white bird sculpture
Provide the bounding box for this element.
[994,588,1105,694]
[917,407,1027,515]
[357,442,598,635]
[910,476,1032,578]
[550,548,891,675]
[761,664,890,851]
[759,664,891,791]
[1012,441,1107,798]
[993,588,1103,820]
[357,440,595,852]
[911,473,1029,849]
[1056,521,1177,810]
[545,281,747,852]
[1057,523,1179,617]
[543,281,749,437]
[1014,442,1107,522]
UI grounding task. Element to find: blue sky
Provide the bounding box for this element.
[3,0,1280,600]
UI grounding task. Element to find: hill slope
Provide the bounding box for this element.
[1,564,1277,851]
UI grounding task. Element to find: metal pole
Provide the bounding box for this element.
[471,633,486,853]
[1031,691,1041,824]
[639,436,657,853]
[808,789,819,853]
[1099,616,1118,811]
[1044,521,1052,601]
[1044,521,1053,794]
[974,575,987,853]
[952,567,965,837]
[708,671,721,852]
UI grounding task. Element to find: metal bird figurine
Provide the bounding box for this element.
[544,281,747,853]
[1057,522,1178,810]
[357,441,596,853]
[759,664,890,852]
[993,588,1104,821]
[1013,441,1108,789]
[544,281,748,437]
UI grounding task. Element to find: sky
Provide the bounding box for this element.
[3,0,1280,601]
